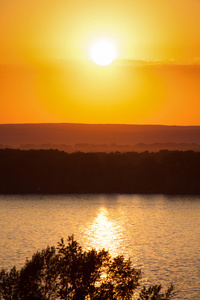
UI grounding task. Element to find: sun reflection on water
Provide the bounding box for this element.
[82,207,123,257]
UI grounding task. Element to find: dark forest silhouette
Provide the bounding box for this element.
[0,149,200,194]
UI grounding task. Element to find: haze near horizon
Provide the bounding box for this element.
[0,0,200,125]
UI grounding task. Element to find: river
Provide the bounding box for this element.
[0,194,199,299]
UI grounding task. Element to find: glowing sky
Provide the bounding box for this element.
[0,0,200,125]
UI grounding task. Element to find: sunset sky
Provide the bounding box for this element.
[0,0,200,125]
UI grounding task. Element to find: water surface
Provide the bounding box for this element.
[0,194,200,299]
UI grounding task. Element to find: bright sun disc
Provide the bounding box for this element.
[90,39,117,66]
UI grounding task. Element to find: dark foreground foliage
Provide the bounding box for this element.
[0,148,200,194]
[0,236,174,300]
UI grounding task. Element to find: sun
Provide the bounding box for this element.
[90,38,117,66]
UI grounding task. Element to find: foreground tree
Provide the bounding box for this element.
[0,235,175,300]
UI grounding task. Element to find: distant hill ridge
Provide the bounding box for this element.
[0,123,200,148]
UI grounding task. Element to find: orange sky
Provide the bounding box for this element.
[0,0,200,125]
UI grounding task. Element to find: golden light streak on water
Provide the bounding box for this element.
[82,207,123,257]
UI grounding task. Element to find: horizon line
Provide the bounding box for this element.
[1,122,200,127]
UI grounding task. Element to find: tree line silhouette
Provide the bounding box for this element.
[0,148,200,194]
